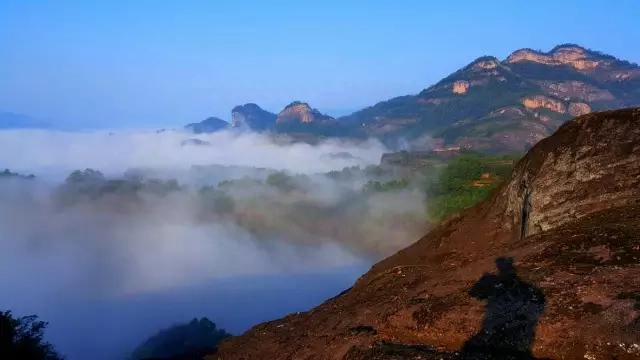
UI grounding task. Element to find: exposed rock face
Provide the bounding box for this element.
[499,108,640,237]
[452,81,470,94]
[210,108,640,360]
[611,71,640,81]
[536,81,615,102]
[505,45,606,71]
[231,103,277,131]
[472,58,500,71]
[521,96,567,113]
[276,101,336,124]
[568,102,592,116]
[342,44,640,153]
[492,107,527,117]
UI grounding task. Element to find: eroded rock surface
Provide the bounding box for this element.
[276,101,336,124]
[505,45,605,71]
[521,96,567,114]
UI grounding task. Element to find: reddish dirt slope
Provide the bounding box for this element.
[210,108,640,360]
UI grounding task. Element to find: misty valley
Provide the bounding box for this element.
[0,129,517,360]
[3,1,640,356]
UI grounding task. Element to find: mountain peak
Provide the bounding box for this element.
[465,55,501,71]
[549,43,588,54]
[283,101,311,111]
[231,103,262,112]
[231,103,276,131]
[276,101,335,124]
[184,116,229,134]
[504,44,608,70]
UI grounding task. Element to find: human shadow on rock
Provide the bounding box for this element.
[455,256,549,360]
[343,257,552,360]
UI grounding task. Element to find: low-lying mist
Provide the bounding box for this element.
[0,128,432,359]
[0,129,385,180]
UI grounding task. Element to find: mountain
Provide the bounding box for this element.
[271,101,369,141]
[275,101,337,125]
[182,44,640,152]
[341,44,640,152]
[0,111,50,129]
[184,116,230,134]
[210,108,640,360]
[231,103,277,131]
[186,102,345,137]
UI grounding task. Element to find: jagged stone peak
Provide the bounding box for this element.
[282,101,311,111]
[232,103,266,113]
[457,56,503,73]
[508,44,590,58]
[276,101,335,124]
[421,55,508,95]
[504,44,618,70]
[280,101,331,117]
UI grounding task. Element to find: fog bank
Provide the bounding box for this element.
[0,128,429,359]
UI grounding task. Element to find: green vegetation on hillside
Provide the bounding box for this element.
[52,168,182,207]
[426,153,518,221]
[372,151,519,222]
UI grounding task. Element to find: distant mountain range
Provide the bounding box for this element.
[187,44,640,153]
[5,44,638,154]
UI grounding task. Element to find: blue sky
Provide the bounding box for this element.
[1,0,639,129]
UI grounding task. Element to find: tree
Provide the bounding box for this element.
[266,171,295,192]
[0,311,63,360]
[64,168,105,185]
[199,187,235,215]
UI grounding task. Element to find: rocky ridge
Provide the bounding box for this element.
[276,101,337,125]
[343,44,640,153]
[184,44,640,153]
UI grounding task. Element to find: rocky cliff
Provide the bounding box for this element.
[209,108,640,360]
[276,101,337,125]
[343,44,640,153]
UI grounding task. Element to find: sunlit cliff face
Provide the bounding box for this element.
[505,46,604,70]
